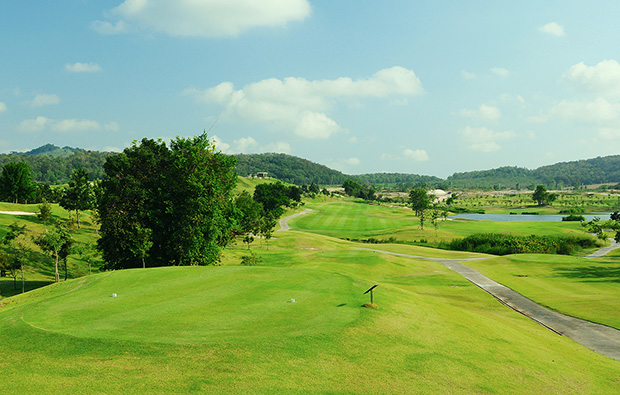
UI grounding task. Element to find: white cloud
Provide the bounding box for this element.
[0,102,6,113]
[403,149,429,162]
[539,22,565,37]
[65,62,102,73]
[263,141,291,154]
[563,59,620,98]
[214,135,291,154]
[598,127,620,140]
[52,119,102,132]
[460,126,515,152]
[102,146,124,153]
[490,67,510,77]
[329,157,361,173]
[104,122,120,131]
[190,66,424,140]
[31,94,60,107]
[94,0,311,38]
[294,111,340,139]
[549,98,620,123]
[17,116,52,132]
[212,135,231,153]
[232,136,260,152]
[17,116,116,133]
[460,104,501,120]
[461,71,476,80]
[90,20,130,35]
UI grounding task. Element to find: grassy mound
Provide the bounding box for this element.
[18,266,360,344]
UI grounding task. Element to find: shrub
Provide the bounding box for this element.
[240,253,263,266]
[438,233,597,255]
[562,214,586,222]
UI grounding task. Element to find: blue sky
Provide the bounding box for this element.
[2,1,620,178]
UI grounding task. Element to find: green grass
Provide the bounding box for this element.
[294,199,593,246]
[465,253,620,329]
[1,196,620,393]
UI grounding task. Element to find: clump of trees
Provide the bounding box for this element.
[234,182,301,250]
[342,179,376,200]
[532,185,557,206]
[581,212,620,242]
[97,134,238,269]
[0,162,37,204]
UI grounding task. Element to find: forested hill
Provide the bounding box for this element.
[447,156,620,189]
[235,153,443,187]
[234,153,348,185]
[0,145,112,183]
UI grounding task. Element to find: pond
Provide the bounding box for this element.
[449,213,611,222]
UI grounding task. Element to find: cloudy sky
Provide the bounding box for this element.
[2,1,620,177]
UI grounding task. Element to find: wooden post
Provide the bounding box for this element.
[364,284,378,304]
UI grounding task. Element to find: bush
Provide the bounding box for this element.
[240,253,263,266]
[438,233,597,255]
[562,214,586,222]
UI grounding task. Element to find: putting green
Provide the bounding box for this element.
[20,266,360,344]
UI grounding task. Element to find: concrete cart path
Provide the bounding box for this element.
[276,209,313,231]
[585,238,620,258]
[358,247,620,361]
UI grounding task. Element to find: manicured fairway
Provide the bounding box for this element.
[20,266,361,344]
[295,200,592,245]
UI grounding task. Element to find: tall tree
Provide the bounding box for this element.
[235,191,262,249]
[0,162,36,204]
[409,187,433,230]
[60,168,94,229]
[98,134,237,270]
[35,221,72,283]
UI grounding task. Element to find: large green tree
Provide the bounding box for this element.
[0,162,36,204]
[532,185,557,206]
[97,134,237,270]
[60,168,94,229]
[253,182,300,217]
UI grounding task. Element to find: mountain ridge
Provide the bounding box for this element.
[5,144,620,188]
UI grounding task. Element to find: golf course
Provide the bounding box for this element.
[1,192,620,394]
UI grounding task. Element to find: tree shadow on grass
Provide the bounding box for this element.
[0,279,54,299]
[554,264,620,283]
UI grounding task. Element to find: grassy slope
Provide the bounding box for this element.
[1,196,620,393]
[465,252,620,329]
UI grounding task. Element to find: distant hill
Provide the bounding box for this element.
[234,153,349,185]
[2,144,620,189]
[447,156,620,189]
[16,143,81,158]
[0,144,112,183]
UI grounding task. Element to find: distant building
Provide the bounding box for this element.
[255,172,268,178]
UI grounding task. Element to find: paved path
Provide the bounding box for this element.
[358,247,620,361]
[276,209,312,231]
[585,238,620,258]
